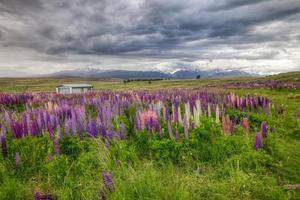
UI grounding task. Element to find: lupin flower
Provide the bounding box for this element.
[64,119,70,136]
[47,122,54,139]
[178,106,183,126]
[261,121,268,138]
[254,133,263,150]
[34,192,41,200]
[30,119,39,136]
[97,191,106,200]
[184,102,190,125]
[183,114,189,139]
[102,171,114,192]
[167,121,173,139]
[222,115,232,135]
[207,103,211,118]
[241,118,249,134]
[193,106,200,127]
[215,104,220,123]
[140,110,159,133]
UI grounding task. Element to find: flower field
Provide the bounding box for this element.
[0,87,299,199]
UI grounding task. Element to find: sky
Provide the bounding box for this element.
[0,0,300,77]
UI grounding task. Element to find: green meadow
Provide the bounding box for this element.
[0,72,299,200]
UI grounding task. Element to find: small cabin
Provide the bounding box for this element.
[56,84,93,94]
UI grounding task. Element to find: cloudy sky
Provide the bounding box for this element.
[0,0,300,76]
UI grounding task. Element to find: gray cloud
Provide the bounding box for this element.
[0,0,300,76]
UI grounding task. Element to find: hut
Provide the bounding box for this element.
[56,84,93,94]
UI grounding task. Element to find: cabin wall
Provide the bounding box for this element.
[56,87,93,94]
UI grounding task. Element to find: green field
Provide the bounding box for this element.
[0,71,298,92]
[0,72,299,199]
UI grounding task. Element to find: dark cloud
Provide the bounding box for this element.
[0,0,299,76]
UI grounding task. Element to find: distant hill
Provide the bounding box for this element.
[50,68,256,79]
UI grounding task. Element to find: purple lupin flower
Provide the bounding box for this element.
[53,138,59,155]
[71,110,77,135]
[261,121,268,138]
[254,133,263,150]
[97,191,106,200]
[15,152,20,167]
[30,119,39,137]
[1,135,7,159]
[1,125,6,137]
[34,192,41,200]
[102,171,114,192]
[47,122,54,139]
[87,118,98,137]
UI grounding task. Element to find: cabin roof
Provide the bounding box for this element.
[56,83,93,88]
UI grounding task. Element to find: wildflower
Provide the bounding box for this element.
[140,110,159,132]
[254,133,263,150]
[11,120,24,139]
[87,118,97,137]
[261,121,268,138]
[102,171,114,192]
[34,192,41,200]
[207,103,211,117]
[241,118,249,134]
[215,104,220,123]
[184,102,191,125]
[183,114,189,139]
[167,121,173,139]
[47,122,54,139]
[178,106,183,126]
[222,115,232,135]
[97,191,106,200]
[30,119,39,136]
[193,106,199,127]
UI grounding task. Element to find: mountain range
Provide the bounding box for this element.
[50,68,256,79]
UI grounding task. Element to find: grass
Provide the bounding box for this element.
[0,73,299,199]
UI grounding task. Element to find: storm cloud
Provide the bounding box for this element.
[0,0,299,76]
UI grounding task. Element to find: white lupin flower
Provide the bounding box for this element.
[207,103,211,118]
[178,106,183,126]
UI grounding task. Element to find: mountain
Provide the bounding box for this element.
[50,68,255,79]
[172,69,252,78]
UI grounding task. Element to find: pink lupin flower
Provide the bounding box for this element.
[222,115,232,135]
[241,118,249,134]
